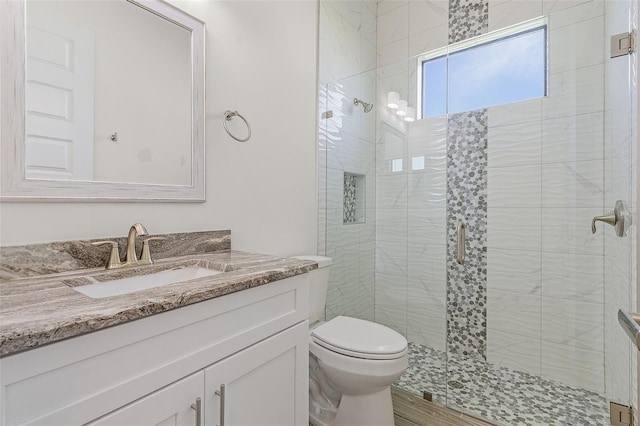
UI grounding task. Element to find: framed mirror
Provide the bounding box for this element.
[0,0,205,201]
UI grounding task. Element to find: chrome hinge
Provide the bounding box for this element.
[611,30,635,58]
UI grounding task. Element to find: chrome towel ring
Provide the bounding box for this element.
[223,110,251,142]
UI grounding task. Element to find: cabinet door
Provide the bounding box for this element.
[87,371,204,426]
[204,321,309,426]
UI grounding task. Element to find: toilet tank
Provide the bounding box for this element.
[293,255,332,324]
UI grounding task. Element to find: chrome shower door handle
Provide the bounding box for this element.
[456,222,466,265]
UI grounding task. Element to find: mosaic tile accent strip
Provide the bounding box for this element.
[449,0,488,44]
[394,342,610,426]
[446,110,488,360]
[343,174,357,224]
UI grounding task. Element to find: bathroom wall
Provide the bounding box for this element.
[318,0,378,322]
[0,1,318,258]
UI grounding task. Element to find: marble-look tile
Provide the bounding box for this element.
[542,112,604,163]
[605,140,634,208]
[487,328,541,376]
[375,273,408,307]
[543,64,604,120]
[326,222,360,248]
[541,341,604,394]
[546,0,602,28]
[409,0,448,35]
[407,209,446,246]
[409,25,448,57]
[548,16,604,74]
[541,160,604,208]
[541,252,603,303]
[487,120,542,168]
[408,170,447,210]
[378,0,410,16]
[487,98,542,128]
[378,3,410,47]
[487,248,541,295]
[488,0,542,32]
[541,297,604,352]
[541,208,603,255]
[406,310,447,352]
[375,304,407,336]
[377,36,410,67]
[407,276,446,315]
[376,208,408,242]
[487,208,541,252]
[375,240,408,276]
[376,174,408,208]
[407,243,447,283]
[487,165,542,208]
[487,289,541,339]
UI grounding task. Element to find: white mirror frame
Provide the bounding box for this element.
[0,0,205,202]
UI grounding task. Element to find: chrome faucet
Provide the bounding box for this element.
[93,223,163,270]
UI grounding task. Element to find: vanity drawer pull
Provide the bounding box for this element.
[190,397,202,426]
[215,384,226,426]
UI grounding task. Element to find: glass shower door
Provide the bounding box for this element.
[441,0,637,424]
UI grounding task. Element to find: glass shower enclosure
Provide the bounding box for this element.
[318,0,638,424]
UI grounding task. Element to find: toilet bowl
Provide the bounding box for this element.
[293,256,408,426]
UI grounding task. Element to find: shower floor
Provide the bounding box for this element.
[394,342,609,425]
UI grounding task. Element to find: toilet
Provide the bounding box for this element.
[294,256,408,426]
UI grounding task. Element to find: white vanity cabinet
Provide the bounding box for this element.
[86,372,205,426]
[0,274,309,426]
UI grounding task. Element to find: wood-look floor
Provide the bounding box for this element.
[392,387,493,426]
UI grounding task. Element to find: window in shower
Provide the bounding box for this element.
[419,17,547,119]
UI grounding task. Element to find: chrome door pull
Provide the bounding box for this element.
[456,222,465,265]
[190,397,201,426]
[215,384,226,426]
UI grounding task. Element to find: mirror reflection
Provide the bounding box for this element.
[25,0,192,185]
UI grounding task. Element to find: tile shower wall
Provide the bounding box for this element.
[319,0,377,322]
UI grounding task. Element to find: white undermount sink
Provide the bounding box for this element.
[73,266,223,299]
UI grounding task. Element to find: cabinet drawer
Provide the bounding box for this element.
[1,274,308,426]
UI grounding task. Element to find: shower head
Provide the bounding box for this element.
[353,98,373,113]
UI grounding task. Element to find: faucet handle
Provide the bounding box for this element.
[140,237,165,265]
[91,241,123,269]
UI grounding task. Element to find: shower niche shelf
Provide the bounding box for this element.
[343,172,365,225]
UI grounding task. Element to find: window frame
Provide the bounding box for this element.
[416,16,549,120]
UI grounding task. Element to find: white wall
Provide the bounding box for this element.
[0,0,318,258]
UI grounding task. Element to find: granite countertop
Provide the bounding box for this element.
[0,250,317,357]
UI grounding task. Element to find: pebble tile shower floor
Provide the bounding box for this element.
[394,343,609,425]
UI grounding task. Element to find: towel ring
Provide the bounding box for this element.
[223,110,251,142]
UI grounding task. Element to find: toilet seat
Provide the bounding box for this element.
[311,316,407,360]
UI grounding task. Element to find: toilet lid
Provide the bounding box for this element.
[311,316,408,360]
